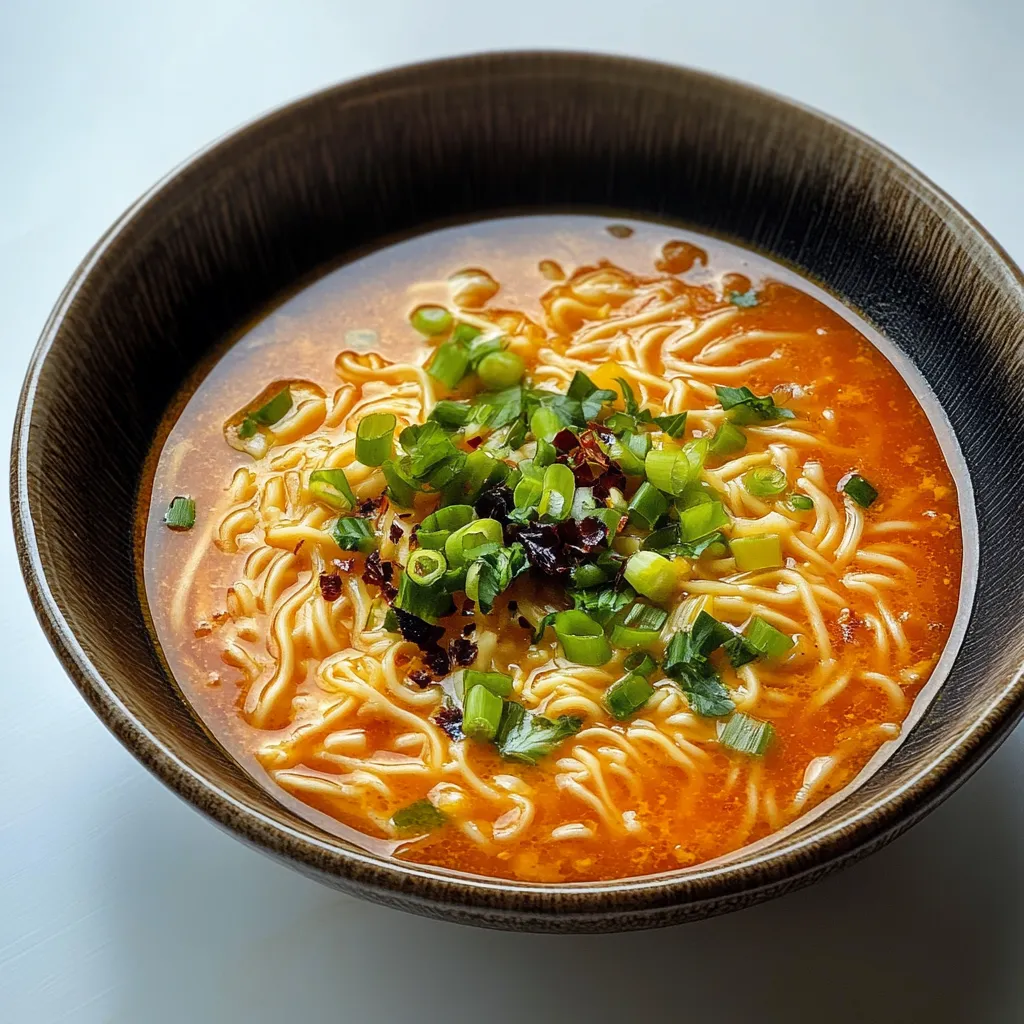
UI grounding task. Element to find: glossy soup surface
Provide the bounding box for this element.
[143,215,963,883]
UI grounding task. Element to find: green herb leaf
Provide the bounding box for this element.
[654,412,687,437]
[663,611,736,717]
[530,611,558,644]
[495,701,583,765]
[715,385,795,424]
[391,799,447,833]
[564,371,617,423]
[332,516,376,553]
[723,634,759,668]
[569,583,635,626]
[465,543,528,613]
[429,400,472,430]
[729,289,759,308]
[470,385,525,429]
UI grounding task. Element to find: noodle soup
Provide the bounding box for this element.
[143,215,964,883]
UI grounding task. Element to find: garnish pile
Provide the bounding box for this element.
[206,306,882,829]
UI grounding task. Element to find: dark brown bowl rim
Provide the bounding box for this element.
[13,50,1024,920]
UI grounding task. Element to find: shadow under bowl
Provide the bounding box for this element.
[12,51,1024,932]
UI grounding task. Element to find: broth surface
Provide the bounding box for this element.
[143,215,964,882]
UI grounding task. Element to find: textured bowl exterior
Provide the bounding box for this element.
[12,52,1024,932]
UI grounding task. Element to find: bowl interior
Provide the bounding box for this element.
[14,52,1024,929]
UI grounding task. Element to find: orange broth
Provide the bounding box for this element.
[143,215,963,883]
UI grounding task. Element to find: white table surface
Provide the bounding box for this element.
[3,2,1023,1021]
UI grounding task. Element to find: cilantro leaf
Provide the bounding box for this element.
[723,634,759,668]
[679,671,735,717]
[729,289,759,308]
[663,611,737,717]
[466,543,528,613]
[566,371,617,422]
[654,412,687,437]
[531,611,558,644]
[570,583,635,626]
[391,799,447,833]
[495,701,583,765]
[676,531,728,558]
[715,385,795,424]
[470,385,524,429]
[613,376,656,430]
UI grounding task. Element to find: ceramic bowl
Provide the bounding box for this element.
[13,52,1024,932]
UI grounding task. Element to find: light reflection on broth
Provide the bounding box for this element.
[143,215,965,883]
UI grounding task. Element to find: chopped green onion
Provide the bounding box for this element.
[627,481,669,530]
[465,333,503,369]
[428,338,471,388]
[604,430,649,476]
[410,305,453,336]
[708,421,747,457]
[530,406,564,442]
[570,486,597,521]
[743,466,787,498]
[603,673,655,720]
[355,413,396,466]
[332,516,376,553]
[609,602,669,648]
[391,799,447,833]
[645,447,684,495]
[678,500,730,542]
[462,684,504,741]
[623,551,677,604]
[164,496,196,530]
[444,518,503,567]
[394,570,454,622]
[553,609,613,666]
[421,504,476,533]
[842,473,878,508]
[730,533,783,571]
[745,616,795,658]
[534,438,558,468]
[455,670,514,699]
[571,561,614,589]
[407,548,447,586]
[238,386,293,438]
[477,350,525,389]
[538,463,576,522]
[623,650,658,677]
[787,493,815,511]
[511,474,544,519]
[719,712,775,756]
[451,322,483,346]
[309,468,356,510]
[654,412,687,438]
